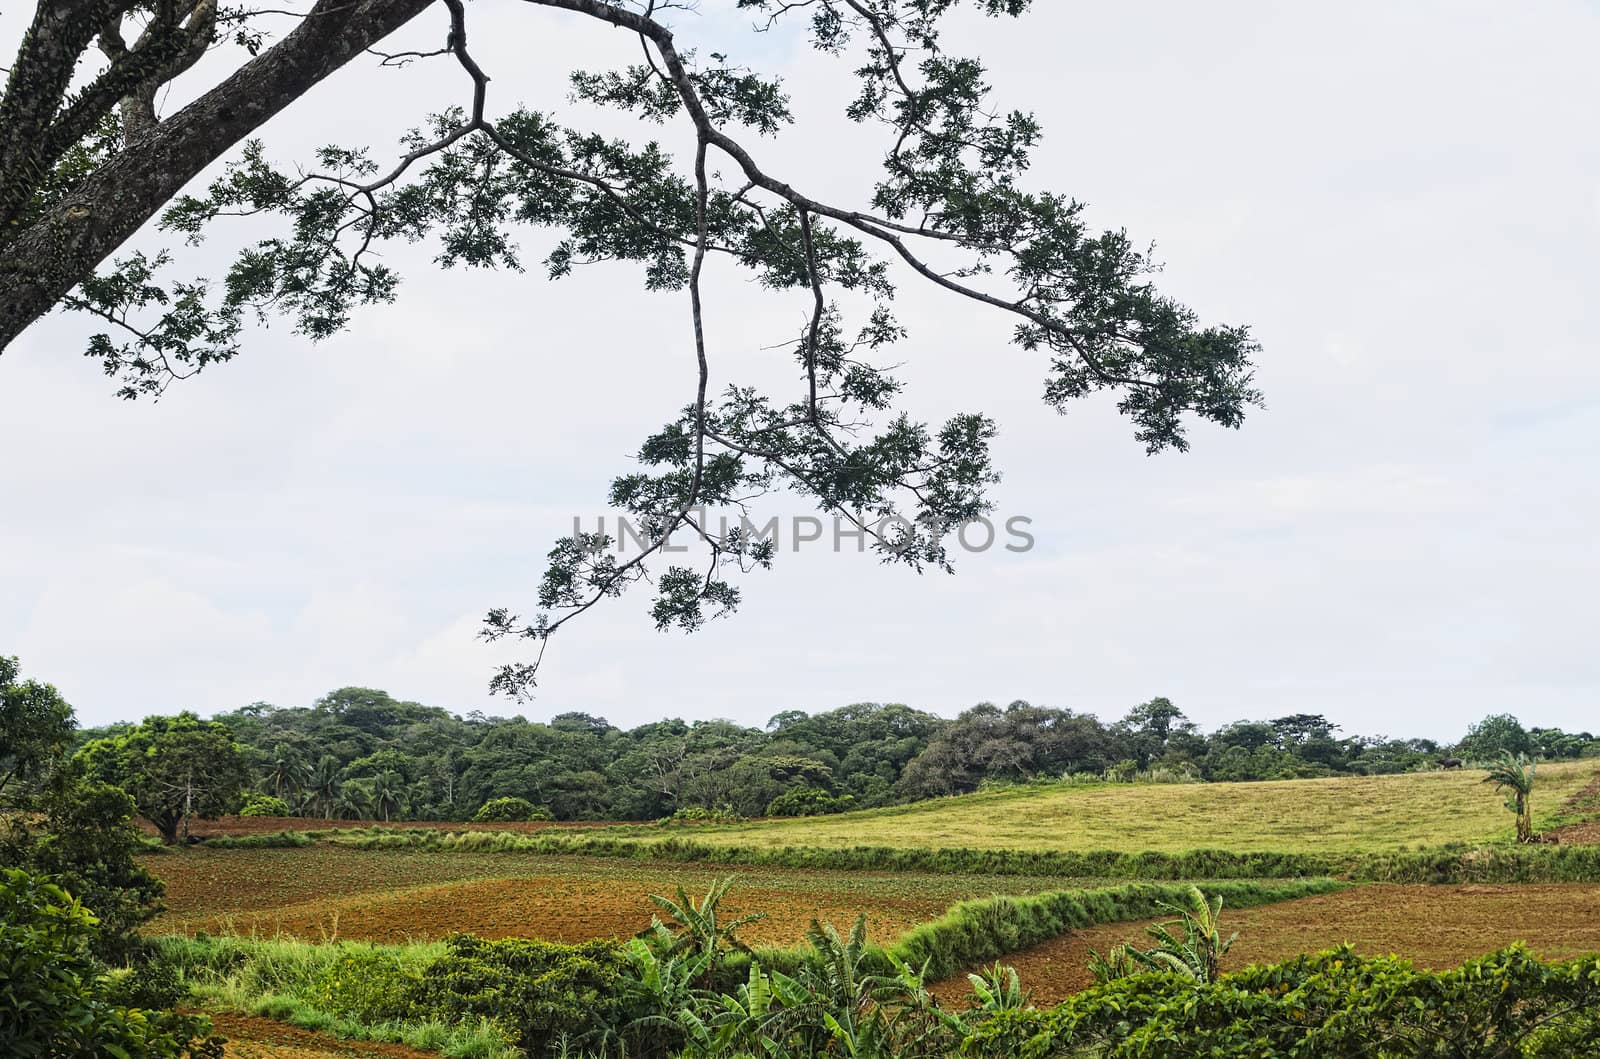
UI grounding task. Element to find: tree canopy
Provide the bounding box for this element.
[2,0,1262,694]
[0,655,74,801]
[66,684,1586,824]
[77,712,249,843]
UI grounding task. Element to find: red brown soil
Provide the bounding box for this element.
[931,884,1600,1007]
[172,873,948,947]
[139,814,626,839]
[203,1013,435,1059]
[1549,771,1600,844]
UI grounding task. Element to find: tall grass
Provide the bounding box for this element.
[155,933,516,1059]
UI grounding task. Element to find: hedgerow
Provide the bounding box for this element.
[311,827,1600,882]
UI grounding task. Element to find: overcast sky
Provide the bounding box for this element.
[3,1,1596,738]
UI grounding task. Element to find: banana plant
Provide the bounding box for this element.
[697,961,815,1057]
[1124,885,1237,983]
[1484,751,1537,843]
[967,962,1030,1013]
[621,935,713,1056]
[643,877,765,986]
[1086,943,1140,985]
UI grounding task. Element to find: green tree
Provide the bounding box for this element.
[1458,713,1535,762]
[2,780,165,966]
[2,3,1261,692]
[77,713,248,844]
[0,659,166,965]
[303,754,343,820]
[1484,751,1537,844]
[369,770,405,822]
[263,743,306,802]
[0,868,222,1059]
[0,656,74,802]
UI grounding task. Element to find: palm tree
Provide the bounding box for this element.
[334,783,372,821]
[305,755,342,820]
[1485,751,1537,843]
[266,744,305,803]
[370,771,404,823]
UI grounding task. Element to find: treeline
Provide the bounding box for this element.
[72,684,1600,826]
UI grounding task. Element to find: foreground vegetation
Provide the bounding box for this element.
[147,879,1600,1059]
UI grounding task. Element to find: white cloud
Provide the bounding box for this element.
[2,1,1597,738]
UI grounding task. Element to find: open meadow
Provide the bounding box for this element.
[670,760,1599,852]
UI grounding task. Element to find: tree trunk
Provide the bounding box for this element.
[0,0,436,352]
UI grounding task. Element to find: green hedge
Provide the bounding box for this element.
[712,878,1339,989]
[311,828,1600,883]
[884,878,1338,981]
[199,830,316,849]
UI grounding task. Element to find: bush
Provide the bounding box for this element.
[964,944,1600,1059]
[238,794,292,817]
[415,934,628,1054]
[310,945,424,1023]
[665,804,744,824]
[471,797,552,823]
[0,779,165,965]
[765,786,856,817]
[201,830,314,849]
[0,867,223,1058]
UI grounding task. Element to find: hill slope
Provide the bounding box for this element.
[688,761,1598,854]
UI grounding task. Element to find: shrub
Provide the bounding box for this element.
[200,829,314,849]
[471,797,552,823]
[766,786,856,817]
[415,934,628,1055]
[0,868,223,1058]
[665,804,745,824]
[238,794,292,817]
[964,945,1600,1059]
[310,945,424,1022]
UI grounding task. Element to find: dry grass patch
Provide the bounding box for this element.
[695,761,1598,853]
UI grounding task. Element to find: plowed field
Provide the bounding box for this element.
[932,883,1600,1005]
[148,846,1118,945]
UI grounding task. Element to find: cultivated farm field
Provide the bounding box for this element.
[929,882,1600,1004]
[139,762,1600,1058]
[150,847,1126,945]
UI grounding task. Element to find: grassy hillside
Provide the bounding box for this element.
[686,760,1598,854]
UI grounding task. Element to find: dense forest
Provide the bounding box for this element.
[73,687,1600,825]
